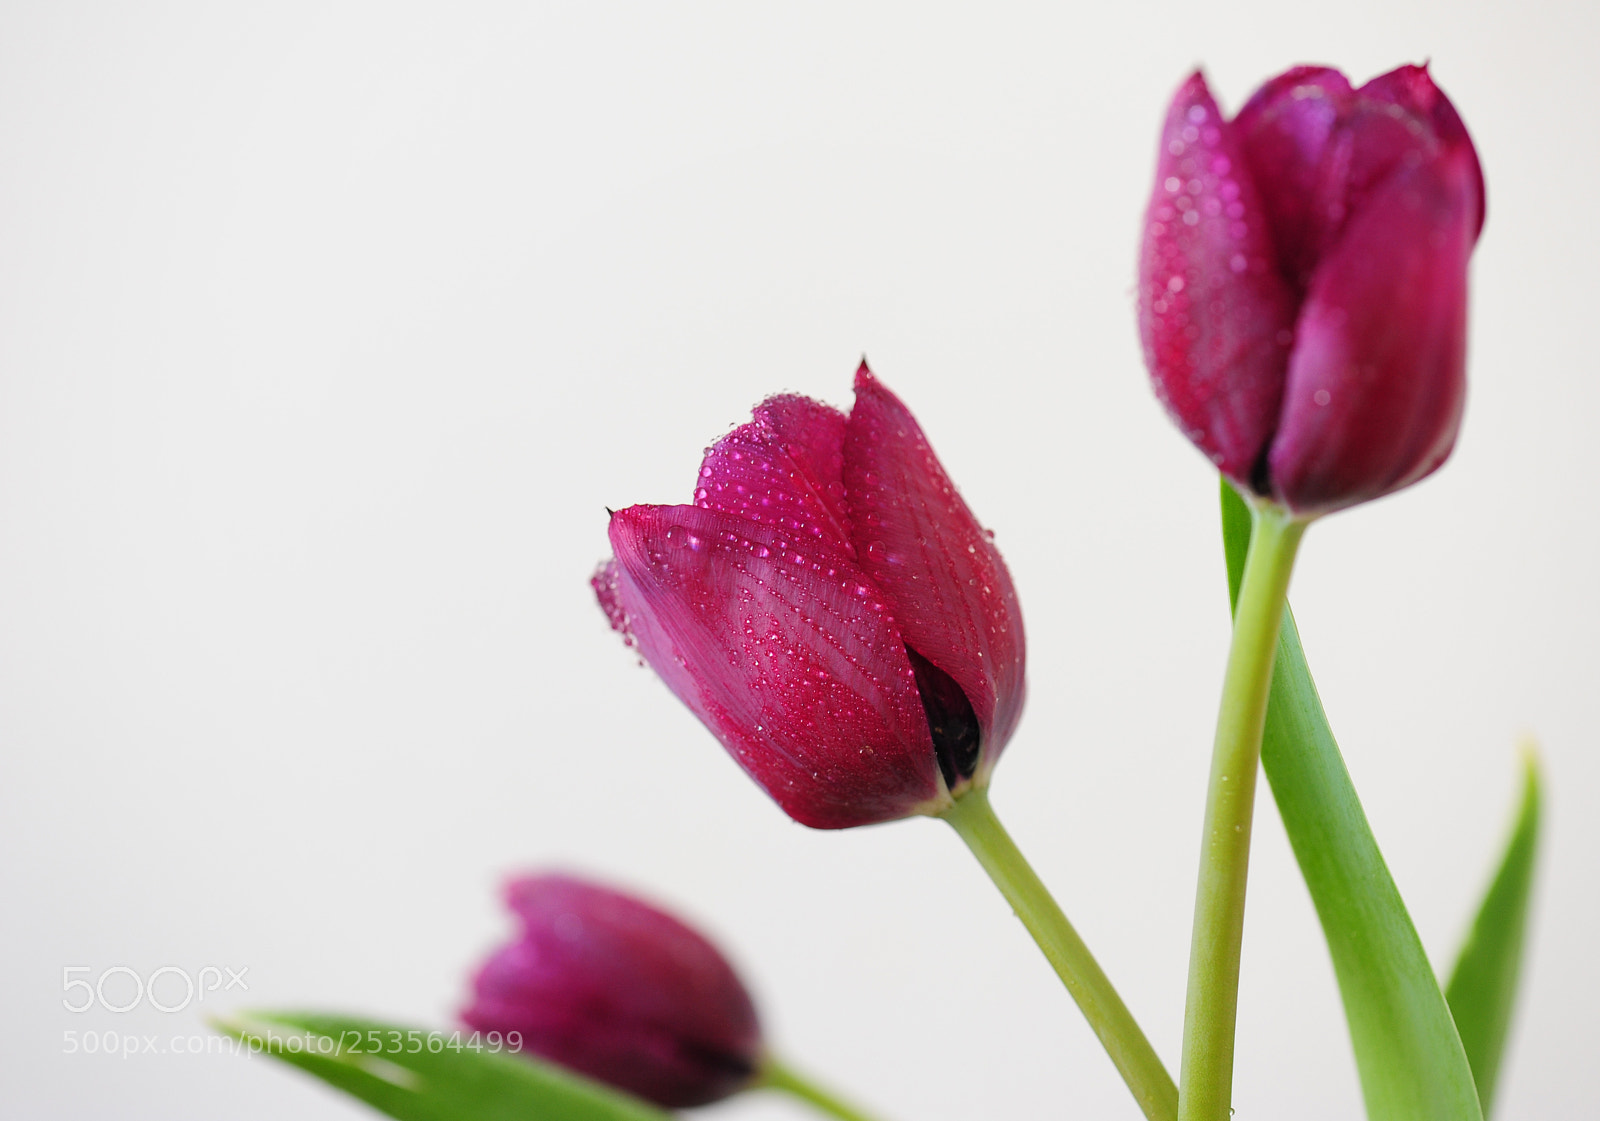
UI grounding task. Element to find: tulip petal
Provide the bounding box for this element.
[1233,66,1353,287]
[1360,64,1486,238]
[1322,102,1454,276]
[841,366,1024,777]
[601,503,942,828]
[694,395,854,554]
[1138,71,1298,488]
[464,874,761,1109]
[1267,149,1476,515]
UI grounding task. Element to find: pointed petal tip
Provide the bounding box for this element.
[1159,70,1228,147]
[1364,60,1431,91]
[1168,68,1213,113]
[603,502,649,547]
[853,357,875,387]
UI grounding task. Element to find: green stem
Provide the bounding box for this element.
[1177,499,1306,1121]
[760,1054,884,1121]
[941,787,1178,1121]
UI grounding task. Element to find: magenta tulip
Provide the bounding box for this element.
[593,364,1025,829]
[1138,63,1484,516]
[461,874,762,1109]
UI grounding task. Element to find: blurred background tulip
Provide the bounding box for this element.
[461,874,762,1109]
[1138,64,1484,516]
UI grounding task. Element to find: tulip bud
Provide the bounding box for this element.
[594,364,1025,829]
[461,874,762,1109]
[1138,64,1484,516]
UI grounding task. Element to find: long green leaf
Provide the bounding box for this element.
[1220,480,1482,1121]
[213,1011,671,1121]
[1444,751,1542,1115]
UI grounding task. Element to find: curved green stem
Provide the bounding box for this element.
[941,787,1177,1121]
[760,1054,884,1121]
[1177,499,1306,1121]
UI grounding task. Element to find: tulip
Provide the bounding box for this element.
[593,363,1025,829]
[461,874,762,1109]
[1138,64,1484,516]
[594,369,1177,1116]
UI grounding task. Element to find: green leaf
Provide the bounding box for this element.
[1220,480,1483,1121]
[1445,751,1542,1115]
[212,1011,671,1121]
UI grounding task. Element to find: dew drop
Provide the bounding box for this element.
[666,526,705,552]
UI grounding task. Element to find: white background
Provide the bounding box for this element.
[2,2,1595,1118]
